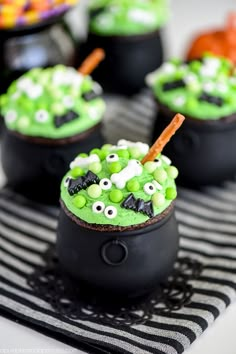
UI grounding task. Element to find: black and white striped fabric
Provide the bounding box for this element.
[1,91,236,354]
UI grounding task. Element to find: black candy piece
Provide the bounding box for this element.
[68,170,100,196]
[54,111,79,128]
[199,92,224,107]
[162,79,186,92]
[121,193,154,218]
[82,90,101,101]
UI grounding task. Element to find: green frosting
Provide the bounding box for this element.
[89,0,169,36]
[0,66,106,139]
[61,140,178,227]
[147,54,236,120]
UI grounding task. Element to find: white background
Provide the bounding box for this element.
[1,0,236,353]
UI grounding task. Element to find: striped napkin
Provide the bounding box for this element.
[1,91,236,354]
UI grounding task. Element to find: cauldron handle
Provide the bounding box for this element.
[101,239,128,266]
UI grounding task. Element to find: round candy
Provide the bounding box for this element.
[87,184,102,199]
[152,192,165,207]
[126,180,140,192]
[166,166,179,179]
[129,147,141,159]
[71,167,84,178]
[117,149,130,159]
[108,161,122,173]
[109,189,123,203]
[73,195,86,209]
[166,187,177,200]
[154,169,168,184]
[90,148,107,161]
[89,162,102,174]
[144,161,158,173]
[35,109,49,123]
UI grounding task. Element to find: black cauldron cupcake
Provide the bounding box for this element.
[147,54,236,187]
[57,114,185,298]
[0,60,106,204]
[80,0,169,95]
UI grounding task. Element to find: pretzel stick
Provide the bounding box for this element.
[78,48,105,76]
[141,113,185,164]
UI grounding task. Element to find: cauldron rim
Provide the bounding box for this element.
[154,98,236,131]
[59,199,175,235]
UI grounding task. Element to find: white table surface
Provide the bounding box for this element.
[1,0,236,352]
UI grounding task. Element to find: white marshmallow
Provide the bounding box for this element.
[111,160,143,189]
[117,139,149,155]
[70,154,100,169]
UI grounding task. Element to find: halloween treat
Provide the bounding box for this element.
[79,0,169,95]
[187,13,236,65]
[57,115,184,297]
[147,54,236,186]
[0,51,106,204]
[0,0,78,30]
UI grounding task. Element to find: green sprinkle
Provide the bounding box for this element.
[144,161,157,173]
[108,161,122,173]
[79,153,88,158]
[90,148,106,160]
[117,149,130,159]
[73,195,86,208]
[101,144,112,151]
[109,189,123,203]
[166,166,179,179]
[129,147,141,159]
[152,192,165,207]
[89,161,102,174]
[126,180,140,192]
[51,102,64,115]
[154,169,168,183]
[165,187,177,200]
[87,184,102,199]
[71,167,84,178]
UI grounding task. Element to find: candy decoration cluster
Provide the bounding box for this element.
[61,140,179,227]
[146,54,236,120]
[0,0,78,29]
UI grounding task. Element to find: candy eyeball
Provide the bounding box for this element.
[63,96,74,108]
[106,153,119,163]
[99,178,112,190]
[92,201,105,214]
[104,206,117,219]
[64,176,71,187]
[5,110,17,123]
[35,110,49,123]
[144,182,156,195]
[153,158,162,167]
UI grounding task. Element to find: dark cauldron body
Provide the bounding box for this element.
[57,203,179,298]
[78,29,163,95]
[152,103,236,187]
[1,125,104,204]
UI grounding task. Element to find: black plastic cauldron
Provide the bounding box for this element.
[1,125,104,205]
[57,203,179,298]
[152,103,236,187]
[78,29,163,95]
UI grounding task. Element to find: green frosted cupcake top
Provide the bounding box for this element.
[0,66,105,139]
[61,140,178,227]
[89,0,169,36]
[147,54,236,120]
